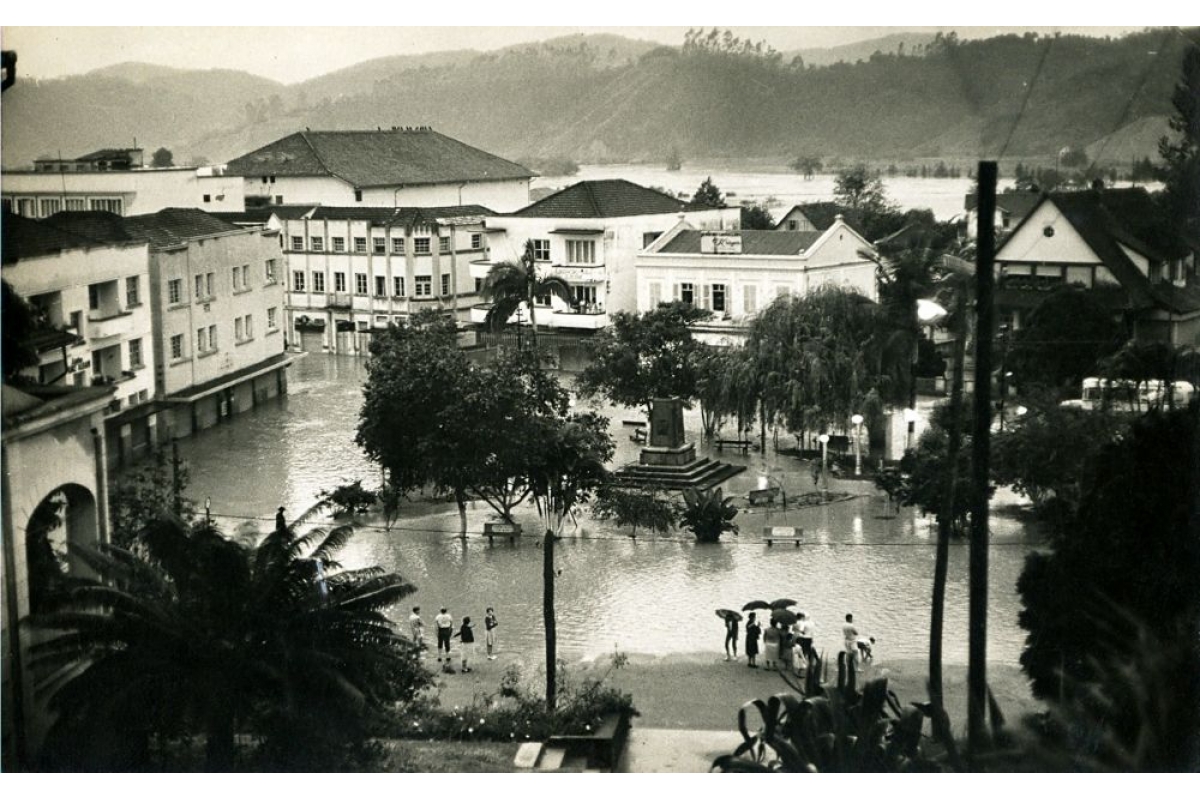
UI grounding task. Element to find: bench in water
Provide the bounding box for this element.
[763,526,803,547]
[716,438,753,453]
[748,486,780,506]
[484,521,523,544]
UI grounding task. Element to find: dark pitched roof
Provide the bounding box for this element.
[1149,282,1200,315]
[774,202,867,235]
[657,229,823,256]
[509,180,692,218]
[76,148,142,162]
[224,129,535,188]
[2,210,110,264]
[209,205,318,224]
[46,208,242,249]
[306,204,493,226]
[965,189,1041,219]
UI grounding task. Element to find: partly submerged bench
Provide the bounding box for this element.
[716,438,753,453]
[748,486,780,506]
[545,709,633,770]
[483,521,523,544]
[763,526,803,547]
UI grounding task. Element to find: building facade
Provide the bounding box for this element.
[474,180,741,331]
[224,128,534,213]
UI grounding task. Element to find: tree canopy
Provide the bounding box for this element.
[1006,287,1128,393]
[740,202,775,230]
[833,164,892,214]
[691,176,725,208]
[1158,38,1200,239]
[3,278,42,382]
[150,147,174,167]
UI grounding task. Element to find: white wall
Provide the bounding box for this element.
[2,169,245,216]
[995,201,1101,265]
[244,176,530,213]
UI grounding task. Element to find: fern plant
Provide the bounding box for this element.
[679,487,739,543]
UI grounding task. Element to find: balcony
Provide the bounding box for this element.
[470,303,608,330]
[86,309,135,344]
[326,292,354,309]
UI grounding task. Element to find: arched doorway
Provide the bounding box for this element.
[25,483,99,613]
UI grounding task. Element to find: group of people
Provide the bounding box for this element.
[723,611,874,674]
[408,605,499,674]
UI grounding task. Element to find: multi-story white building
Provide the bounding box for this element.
[224,128,534,213]
[37,208,294,456]
[636,217,878,345]
[2,154,244,219]
[473,180,741,331]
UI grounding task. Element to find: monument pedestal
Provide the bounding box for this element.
[639,443,697,467]
[615,398,744,491]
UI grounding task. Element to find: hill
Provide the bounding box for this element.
[786,32,940,66]
[2,29,1192,170]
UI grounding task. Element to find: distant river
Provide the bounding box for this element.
[176,353,1043,667]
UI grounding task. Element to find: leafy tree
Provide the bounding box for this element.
[1058,146,1088,170]
[108,447,196,546]
[678,487,739,543]
[790,155,822,179]
[318,479,378,516]
[481,239,572,354]
[833,164,891,213]
[150,147,174,167]
[1100,339,1200,409]
[1006,287,1127,393]
[691,176,725,208]
[894,403,978,535]
[592,486,677,538]
[3,278,42,382]
[740,202,775,230]
[1016,408,1200,770]
[694,343,758,439]
[28,511,426,770]
[576,301,711,416]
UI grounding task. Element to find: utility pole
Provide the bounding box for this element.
[969,161,997,760]
[171,439,183,516]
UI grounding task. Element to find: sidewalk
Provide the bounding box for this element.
[617,728,742,773]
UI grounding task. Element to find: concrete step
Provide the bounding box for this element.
[537,746,567,771]
[513,741,543,769]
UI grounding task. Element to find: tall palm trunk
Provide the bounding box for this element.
[455,487,469,540]
[543,526,557,711]
[527,284,539,354]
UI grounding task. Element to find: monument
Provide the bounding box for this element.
[615,398,745,490]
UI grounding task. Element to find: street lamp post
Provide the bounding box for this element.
[818,434,830,497]
[205,496,211,528]
[903,407,918,452]
[851,414,864,476]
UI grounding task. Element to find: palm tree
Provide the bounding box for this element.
[27,510,422,770]
[481,239,572,355]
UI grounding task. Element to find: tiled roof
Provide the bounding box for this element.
[509,180,693,218]
[657,229,823,256]
[209,205,318,224]
[76,148,142,162]
[307,205,493,226]
[2,211,110,264]
[224,129,535,188]
[1149,282,1200,315]
[46,208,242,250]
[965,190,1041,218]
[774,202,868,237]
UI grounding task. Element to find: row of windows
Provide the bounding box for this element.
[168,308,278,360]
[4,196,124,218]
[530,238,604,265]
[167,260,277,306]
[291,271,456,297]
[647,282,792,315]
[287,233,484,254]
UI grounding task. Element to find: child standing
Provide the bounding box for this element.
[408,606,425,656]
[456,616,476,673]
[484,607,499,660]
[435,607,454,672]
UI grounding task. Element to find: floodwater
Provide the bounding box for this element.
[177,353,1043,667]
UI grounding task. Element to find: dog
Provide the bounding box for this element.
[856,636,876,662]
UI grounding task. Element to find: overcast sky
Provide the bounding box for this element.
[0,5,1174,84]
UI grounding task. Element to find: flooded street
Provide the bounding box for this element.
[178,353,1041,667]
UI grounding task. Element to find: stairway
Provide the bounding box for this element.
[612,456,745,491]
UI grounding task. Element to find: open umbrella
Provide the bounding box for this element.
[742,600,771,612]
[771,608,799,626]
[715,609,743,622]
[770,598,798,610]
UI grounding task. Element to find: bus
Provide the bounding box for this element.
[1061,377,1196,413]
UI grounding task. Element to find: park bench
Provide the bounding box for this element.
[545,709,633,770]
[763,526,803,547]
[748,486,780,506]
[715,438,753,453]
[630,427,647,444]
[483,521,523,544]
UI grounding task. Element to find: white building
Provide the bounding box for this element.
[224,128,534,213]
[2,163,244,220]
[473,180,741,331]
[636,217,878,345]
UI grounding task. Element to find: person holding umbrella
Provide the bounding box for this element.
[716,609,741,661]
[744,612,761,668]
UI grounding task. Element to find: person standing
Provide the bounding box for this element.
[484,607,499,660]
[779,620,794,673]
[409,606,425,656]
[435,607,454,672]
[842,613,859,669]
[724,614,740,662]
[456,616,476,673]
[796,612,815,666]
[745,612,761,668]
[763,619,782,670]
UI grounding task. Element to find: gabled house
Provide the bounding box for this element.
[774,202,866,234]
[473,179,741,331]
[224,128,535,212]
[964,189,1040,240]
[993,188,1200,346]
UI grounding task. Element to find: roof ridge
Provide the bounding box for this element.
[300,130,356,188]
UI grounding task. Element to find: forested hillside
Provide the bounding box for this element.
[2,29,1192,169]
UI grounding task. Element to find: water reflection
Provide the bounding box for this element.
[178,353,1039,666]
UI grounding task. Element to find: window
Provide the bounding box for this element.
[375,276,387,297]
[40,198,62,217]
[679,282,695,306]
[334,272,346,292]
[441,274,451,296]
[206,273,214,298]
[375,315,389,327]
[475,278,483,293]
[265,259,277,283]
[373,237,386,254]
[275,196,284,205]
[195,275,205,299]
[471,233,483,250]
[267,307,278,329]
[128,338,143,369]
[414,276,432,297]
[354,237,367,253]
[743,284,757,314]
[312,272,325,293]
[203,194,212,203]
[89,198,123,214]
[649,282,662,307]
[232,266,242,291]
[566,239,596,264]
[245,315,253,339]
[170,334,184,360]
[787,220,799,231]
[311,237,324,252]
[711,283,727,313]
[235,317,243,341]
[332,237,346,253]
[394,276,405,297]
[291,236,304,251]
[168,279,183,304]
[208,325,218,350]
[392,237,405,254]
[196,327,208,353]
[70,311,82,331]
[293,271,306,292]
[242,264,251,289]
[126,276,140,306]
[16,198,34,217]
[439,236,450,254]
[414,238,431,255]
[532,239,551,261]
[65,198,86,211]
[270,176,276,184]
[355,274,368,295]
[354,189,363,202]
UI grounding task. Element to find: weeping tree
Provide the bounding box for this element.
[481,239,572,354]
[695,344,759,440]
